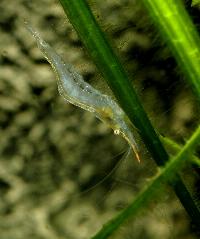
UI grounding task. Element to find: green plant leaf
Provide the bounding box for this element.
[142,0,200,103]
[58,0,200,230]
[192,0,200,6]
[57,1,167,166]
[160,135,200,167]
[91,125,200,239]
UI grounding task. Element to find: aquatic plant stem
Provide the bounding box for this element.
[58,0,168,166]
[142,0,200,103]
[160,135,200,166]
[57,0,200,228]
[91,125,200,239]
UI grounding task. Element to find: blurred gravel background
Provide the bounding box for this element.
[0,0,199,238]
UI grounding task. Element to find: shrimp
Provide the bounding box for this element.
[26,24,140,162]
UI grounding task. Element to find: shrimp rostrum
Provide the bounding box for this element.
[27,25,140,162]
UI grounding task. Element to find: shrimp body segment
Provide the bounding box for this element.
[27,25,140,162]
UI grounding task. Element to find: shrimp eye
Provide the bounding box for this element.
[114,129,120,135]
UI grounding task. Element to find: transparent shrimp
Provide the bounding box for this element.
[27,24,140,162]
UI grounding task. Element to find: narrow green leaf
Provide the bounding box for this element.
[58,0,168,166]
[142,0,200,103]
[192,0,200,6]
[91,125,200,239]
[57,0,200,228]
[160,135,200,167]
